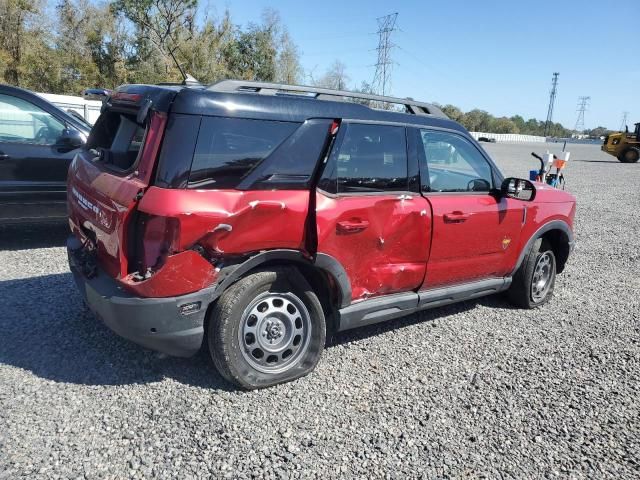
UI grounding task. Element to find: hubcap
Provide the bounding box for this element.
[239,292,311,374]
[531,252,553,302]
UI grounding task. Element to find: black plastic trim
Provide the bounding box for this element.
[337,277,512,332]
[212,250,352,310]
[511,220,574,275]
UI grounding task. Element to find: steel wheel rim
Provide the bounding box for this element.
[531,252,553,302]
[239,292,312,374]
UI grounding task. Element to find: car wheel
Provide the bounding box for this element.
[208,268,326,389]
[507,238,557,308]
[618,147,640,163]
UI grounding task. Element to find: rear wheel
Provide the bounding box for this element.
[618,147,640,163]
[508,238,557,308]
[208,268,325,389]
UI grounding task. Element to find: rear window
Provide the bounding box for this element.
[188,117,298,189]
[87,110,145,171]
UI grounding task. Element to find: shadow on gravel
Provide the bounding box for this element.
[0,222,69,251]
[0,270,516,390]
[327,293,515,347]
[0,272,235,391]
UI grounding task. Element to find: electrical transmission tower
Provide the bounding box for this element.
[620,111,629,131]
[574,96,590,134]
[372,12,398,98]
[543,72,559,137]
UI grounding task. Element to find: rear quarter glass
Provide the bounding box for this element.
[154,114,202,188]
[187,117,299,190]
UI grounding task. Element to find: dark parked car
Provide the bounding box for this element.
[68,81,575,389]
[478,136,496,143]
[0,84,91,224]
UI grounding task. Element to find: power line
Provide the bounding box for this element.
[543,72,559,137]
[620,111,629,131]
[372,12,398,97]
[574,96,590,133]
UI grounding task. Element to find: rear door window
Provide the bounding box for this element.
[188,117,298,189]
[320,123,408,194]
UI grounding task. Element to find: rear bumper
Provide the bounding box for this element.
[67,236,213,357]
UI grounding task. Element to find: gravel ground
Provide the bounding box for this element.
[1,142,639,479]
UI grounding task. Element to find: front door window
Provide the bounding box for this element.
[0,94,65,145]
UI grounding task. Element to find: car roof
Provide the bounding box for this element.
[0,84,92,134]
[116,81,467,134]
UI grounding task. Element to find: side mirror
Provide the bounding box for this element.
[501,177,536,201]
[56,128,85,151]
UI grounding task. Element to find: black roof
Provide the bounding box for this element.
[116,81,467,134]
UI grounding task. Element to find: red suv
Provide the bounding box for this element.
[67,81,576,389]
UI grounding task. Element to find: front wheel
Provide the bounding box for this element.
[208,268,326,389]
[507,239,557,308]
[618,147,640,163]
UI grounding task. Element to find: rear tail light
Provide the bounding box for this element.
[130,214,180,276]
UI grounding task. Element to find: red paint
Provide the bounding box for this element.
[69,109,575,304]
[136,188,310,255]
[120,250,217,298]
[423,195,524,288]
[67,112,167,278]
[316,192,432,301]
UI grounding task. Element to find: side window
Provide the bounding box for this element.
[331,123,408,193]
[419,130,493,192]
[188,117,298,189]
[0,94,65,145]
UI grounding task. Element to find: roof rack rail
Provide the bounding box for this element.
[207,80,448,119]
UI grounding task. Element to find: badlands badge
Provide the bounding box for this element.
[502,237,512,250]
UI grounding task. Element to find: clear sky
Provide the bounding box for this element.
[214,0,639,130]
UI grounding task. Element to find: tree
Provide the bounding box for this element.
[315,60,349,90]
[261,8,302,84]
[0,0,41,86]
[113,0,197,81]
[461,109,492,132]
[441,104,464,122]
[224,23,277,81]
[490,117,518,134]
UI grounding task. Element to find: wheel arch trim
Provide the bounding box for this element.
[210,249,352,308]
[511,220,574,276]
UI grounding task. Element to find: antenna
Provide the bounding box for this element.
[620,111,629,132]
[543,72,559,137]
[574,96,590,134]
[372,13,398,98]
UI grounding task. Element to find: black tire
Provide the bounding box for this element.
[208,267,326,389]
[618,147,640,163]
[507,238,557,309]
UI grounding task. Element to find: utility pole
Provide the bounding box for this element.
[543,72,559,137]
[372,12,398,98]
[620,111,629,132]
[574,96,590,135]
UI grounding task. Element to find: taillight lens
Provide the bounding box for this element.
[131,214,180,274]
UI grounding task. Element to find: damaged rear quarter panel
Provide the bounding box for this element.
[137,186,310,253]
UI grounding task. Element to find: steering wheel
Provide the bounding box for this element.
[34,127,51,144]
[467,178,490,192]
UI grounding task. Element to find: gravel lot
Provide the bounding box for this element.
[1,142,639,479]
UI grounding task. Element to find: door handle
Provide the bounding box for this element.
[443,211,470,223]
[0,153,9,160]
[336,219,369,234]
[396,194,413,201]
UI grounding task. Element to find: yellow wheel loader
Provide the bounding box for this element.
[602,123,640,163]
